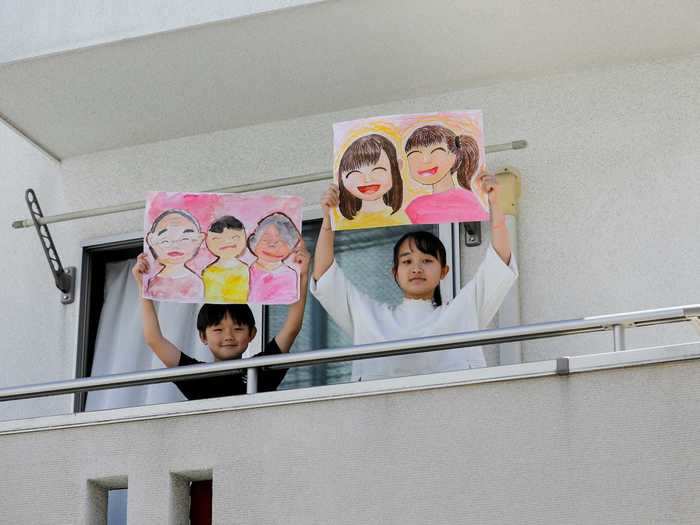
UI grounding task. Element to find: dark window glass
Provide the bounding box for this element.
[107,489,127,525]
[190,480,213,525]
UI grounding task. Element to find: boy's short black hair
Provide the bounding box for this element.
[196,304,256,334]
[209,215,244,233]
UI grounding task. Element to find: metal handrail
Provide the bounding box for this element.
[0,304,697,402]
[10,140,528,229]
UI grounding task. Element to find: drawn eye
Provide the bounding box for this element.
[430,147,447,154]
[407,150,420,157]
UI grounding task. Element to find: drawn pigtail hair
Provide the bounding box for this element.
[451,134,480,191]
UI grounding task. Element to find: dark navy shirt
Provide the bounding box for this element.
[174,339,287,400]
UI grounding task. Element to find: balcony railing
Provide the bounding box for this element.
[1,304,698,402]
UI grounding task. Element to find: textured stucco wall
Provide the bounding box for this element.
[0,359,699,524]
[60,53,700,358]
[1,53,699,421]
[0,123,76,421]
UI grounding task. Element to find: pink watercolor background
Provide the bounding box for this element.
[143,191,303,304]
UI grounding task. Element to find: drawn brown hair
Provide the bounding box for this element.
[404,125,480,190]
[337,134,403,220]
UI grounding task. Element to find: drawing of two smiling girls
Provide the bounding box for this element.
[335,125,488,229]
[145,210,303,304]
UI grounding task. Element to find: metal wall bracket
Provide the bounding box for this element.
[463,221,482,247]
[25,189,75,304]
[556,357,570,375]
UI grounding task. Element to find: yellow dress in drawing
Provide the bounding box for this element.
[333,209,410,231]
[202,261,249,303]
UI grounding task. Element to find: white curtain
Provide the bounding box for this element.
[85,259,262,411]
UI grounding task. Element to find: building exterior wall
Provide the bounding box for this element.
[0,357,698,524]
[0,0,321,63]
[1,52,699,421]
[0,123,77,421]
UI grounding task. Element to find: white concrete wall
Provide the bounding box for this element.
[0,0,322,64]
[60,53,700,353]
[0,359,699,524]
[0,123,76,420]
[1,53,699,420]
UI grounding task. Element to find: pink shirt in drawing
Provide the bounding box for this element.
[405,188,489,224]
[147,272,204,300]
[248,263,298,304]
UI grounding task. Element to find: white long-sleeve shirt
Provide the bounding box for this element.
[310,244,518,381]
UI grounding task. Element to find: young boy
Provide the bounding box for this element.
[131,245,310,400]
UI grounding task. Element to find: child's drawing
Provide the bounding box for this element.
[145,209,205,300]
[332,111,489,230]
[143,192,303,304]
[202,215,249,303]
[247,212,302,304]
[336,134,407,230]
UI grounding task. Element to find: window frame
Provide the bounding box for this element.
[262,208,461,389]
[75,211,461,410]
[75,232,143,412]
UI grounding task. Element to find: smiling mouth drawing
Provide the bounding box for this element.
[220,245,238,250]
[418,167,439,176]
[357,184,381,194]
[167,251,185,257]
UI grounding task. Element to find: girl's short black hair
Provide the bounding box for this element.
[196,304,256,334]
[392,231,447,306]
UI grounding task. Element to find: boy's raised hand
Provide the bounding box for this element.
[320,184,340,219]
[131,253,150,288]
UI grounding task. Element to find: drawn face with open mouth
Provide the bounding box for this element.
[341,150,394,201]
[406,141,456,187]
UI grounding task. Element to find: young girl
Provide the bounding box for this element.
[145,209,205,300]
[403,125,489,224]
[335,133,409,230]
[311,172,517,382]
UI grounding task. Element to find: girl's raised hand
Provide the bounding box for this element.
[291,241,311,277]
[477,171,500,206]
[320,184,340,219]
[131,253,150,287]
